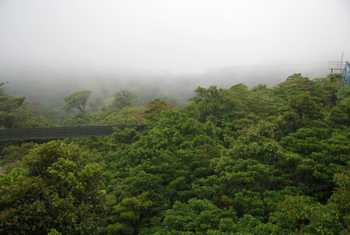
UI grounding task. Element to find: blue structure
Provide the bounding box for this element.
[344,61,350,84]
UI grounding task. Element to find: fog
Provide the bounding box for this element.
[1,0,350,104]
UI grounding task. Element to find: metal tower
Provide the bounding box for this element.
[344,61,350,84]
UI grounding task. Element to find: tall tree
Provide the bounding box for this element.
[110,90,135,111]
[0,82,26,128]
[64,90,91,114]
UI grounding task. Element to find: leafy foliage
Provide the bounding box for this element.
[0,142,105,235]
[64,90,91,114]
[110,90,135,111]
[1,74,350,234]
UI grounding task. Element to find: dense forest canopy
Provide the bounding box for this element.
[1,73,350,234]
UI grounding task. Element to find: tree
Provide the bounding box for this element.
[329,97,350,127]
[328,169,350,233]
[161,199,235,234]
[0,82,26,128]
[0,141,105,235]
[106,193,154,235]
[0,81,7,95]
[144,99,174,122]
[270,196,341,234]
[189,86,234,124]
[110,90,135,111]
[64,90,91,114]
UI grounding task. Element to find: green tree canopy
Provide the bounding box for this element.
[64,90,91,114]
[110,90,135,111]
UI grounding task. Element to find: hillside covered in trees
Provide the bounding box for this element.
[1,73,350,234]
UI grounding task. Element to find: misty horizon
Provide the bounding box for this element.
[1,0,350,76]
[1,0,350,107]
[2,2,350,234]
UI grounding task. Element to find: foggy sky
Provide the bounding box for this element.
[1,0,350,75]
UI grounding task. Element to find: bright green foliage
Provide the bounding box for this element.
[100,106,145,125]
[47,229,62,235]
[0,141,105,235]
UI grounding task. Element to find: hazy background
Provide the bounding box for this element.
[1,0,350,105]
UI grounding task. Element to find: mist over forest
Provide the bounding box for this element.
[2,62,329,112]
[1,0,349,114]
[1,1,350,235]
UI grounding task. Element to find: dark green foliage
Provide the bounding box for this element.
[1,74,350,234]
[329,97,350,127]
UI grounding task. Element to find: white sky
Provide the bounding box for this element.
[0,0,349,74]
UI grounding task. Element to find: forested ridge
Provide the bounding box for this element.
[1,73,350,234]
